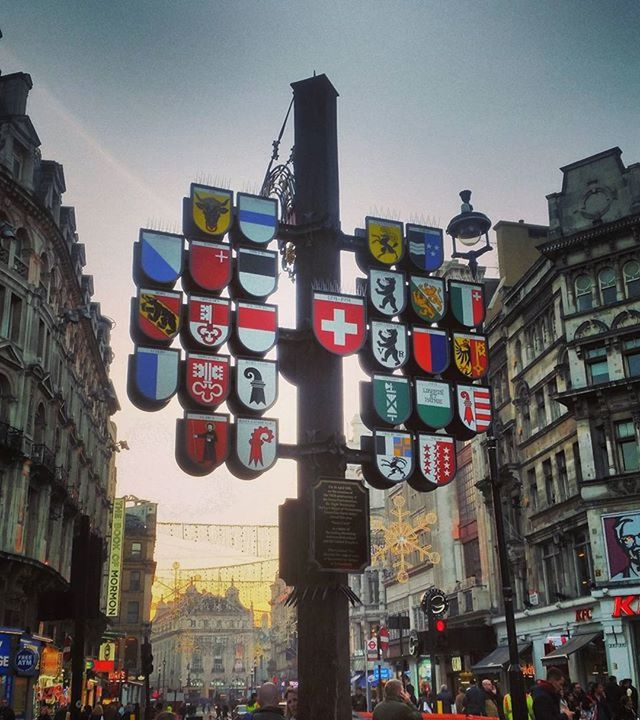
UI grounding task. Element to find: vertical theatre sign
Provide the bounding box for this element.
[106,498,125,617]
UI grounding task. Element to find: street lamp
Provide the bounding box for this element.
[447,192,528,720]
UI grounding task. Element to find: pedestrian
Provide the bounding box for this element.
[417,690,431,714]
[91,706,104,720]
[482,679,504,720]
[503,689,535,720]
[532,667,571,720]
[455,686,466,714]
[283,688,297,720]
[0,700,16,720]
[352,687,367,712]
[436,684,453,714]
[605,678,623,720]
[589,682,612,720]
[620,680,638,716]
[372,679,422,719]
[406,685,418,708]
[247,682,283,719]
[464,679,487,716]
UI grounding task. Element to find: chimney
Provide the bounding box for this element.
[0,72,33,116]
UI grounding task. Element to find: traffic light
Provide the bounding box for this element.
[141,640,154,676]
[433,618,447,651]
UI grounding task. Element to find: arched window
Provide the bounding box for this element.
[598,267,617,304]
[575,274,593,311]
[624,260,640,299]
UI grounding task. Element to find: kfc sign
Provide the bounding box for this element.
[575,608,593,622]
[612,595,640,617]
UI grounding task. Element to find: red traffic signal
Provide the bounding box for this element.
[434,619,447,633]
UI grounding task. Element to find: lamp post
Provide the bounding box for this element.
[446,192,528,720]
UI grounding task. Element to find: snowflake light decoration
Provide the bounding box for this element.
[371,495,440,583]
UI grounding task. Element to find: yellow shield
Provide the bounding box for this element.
[191,184,233,236]
[366,217,404,265]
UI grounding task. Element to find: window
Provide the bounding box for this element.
[126,601,139,623]
[548,378,561,421]
[535,389,546,429]
[624,260,640,298]
[556,451,569,501]
[575,274,593,311]
[543,459,554,505]
[615,421,640,472]
[623,338,640,378]
[9,294,22,344]
[367,571,380,605]
[463,539,482,582]
[585,347,609,385]
[514,340,523,372]
[527,468,538,510]
[573,442,583,483]
[521,401,531,439]
[541,541,563,602]
[130,542,142,559]
[129,570,141,592]
[456,458,476,526]
[573,532,593,597]
[598,267,617,304]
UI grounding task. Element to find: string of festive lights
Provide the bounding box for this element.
[156,522,278,558]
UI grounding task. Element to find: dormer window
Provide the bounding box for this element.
[575,274,593,311]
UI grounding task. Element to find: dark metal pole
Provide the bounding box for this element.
[289,74,350,720]
[486,437,527,720]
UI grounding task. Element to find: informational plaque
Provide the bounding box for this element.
[310,477,370,572]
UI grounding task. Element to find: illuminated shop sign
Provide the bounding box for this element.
[611,595,640,617]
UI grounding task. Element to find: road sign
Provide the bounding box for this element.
[366,638,378,661]
[378,627,389,653]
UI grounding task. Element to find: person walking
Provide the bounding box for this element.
[0,700,16,720]
[504,689,535,720]
[464,679,487,716]
[352,687,367,712]
[532,667,571,720]
[437,685,454,714]
[247,683,283,720]
[372,679,422,720]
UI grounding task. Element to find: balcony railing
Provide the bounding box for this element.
[13,257,28,278]
[0,421,23,458]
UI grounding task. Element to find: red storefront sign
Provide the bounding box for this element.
[612,595,640,617]
[575,608,593,622]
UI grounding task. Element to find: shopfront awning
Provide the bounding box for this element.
[542,632,602,664]
[471,642,532,674]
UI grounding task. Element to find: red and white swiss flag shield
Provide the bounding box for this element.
[312,292,366,356]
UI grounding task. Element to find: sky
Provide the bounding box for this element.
[2,0,639,571]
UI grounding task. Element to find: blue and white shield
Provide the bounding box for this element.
[137,229,184,286]
[237,193,278,245]
[407,224,444,272]
[129,346,179,405]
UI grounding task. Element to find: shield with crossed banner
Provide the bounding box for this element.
[186,240,231,293]
[417,433,457,486]
[368,268,406,316]
[176,412,229,475]
[136,289,182,343]
[235,358,278,412]
[185,295,231,349]
[366,217,404,265]
[415,379,454,429]
[185,353,230,407]
[452,332,489,379]
[374,430,414,481]
[410,275,446,322]
[235,417,278,472]
[312,292,366,356]
[371,320,408,370]
[372,374,411,425]
[457,384,492,433]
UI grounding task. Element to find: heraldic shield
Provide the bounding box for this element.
[371,320,408,370]
[189,183,233,237]
[407,224,444,272]
[457,384,492,434]
[235,358,278,413]
[128,346,179,411]
[175,412,229,476]
[410,275,446,323]
[184,295,231,349]
[448,280,485,328]
[374,430,414,482]
[184,353,230,408]
[312,292,366,356]
[368,268,406,317]
[415,379,454,429]
[412,327,450,375]
[236,193,278,245]
[372,374,412,425]
[452,332,489,379]
[235,417,278,472]
[237,247,278,298]
[417,433,457,486]
[186,240,231,293]
[366,217,404,265]
[235,302,278,354]
[137,229,183,287]
[135,289,182,344]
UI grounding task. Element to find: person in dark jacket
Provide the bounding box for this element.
[248,683,283,720]
[589,682,612,720]
[464,679,488,716]
[605,678,622,720]
[532,666,568,720]
[620,680,638,715]
[437,685,454,714]
[372,679,422,720]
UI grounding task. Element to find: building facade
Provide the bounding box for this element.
[476,147,640,687]
[0,69,119,713]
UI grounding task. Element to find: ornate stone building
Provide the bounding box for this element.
[152,585,257,702]
[0,67,119,699]
[476,147,640,686]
